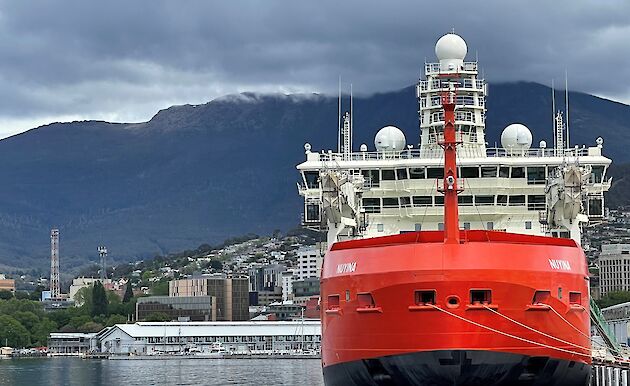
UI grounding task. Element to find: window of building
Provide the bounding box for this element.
[412,196,432,207]
[511,167,525,178]
[427,168,444,179]
[409,167,425,179]
[381,169,395,181]
[527,195,545,210]
[396,168,408,180]
[458,196,473,205]
[361,169,380,186]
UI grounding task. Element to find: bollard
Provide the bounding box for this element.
[622,369,628,386]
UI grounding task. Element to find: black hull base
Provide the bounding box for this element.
[322,350,591,386]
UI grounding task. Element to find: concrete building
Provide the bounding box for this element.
[297,246,323,280]
[96,321,321,355]
[599,244,630,296]
[256,287,283,306]
[169,276,249,321]
[48,332,97,355]
[248,264,287,292]
[601,301,630,347]
[69,277,112,303]
[281,270,297,302]
[0,274,15,293]
[293,278,320,298]
[136,296,216,322]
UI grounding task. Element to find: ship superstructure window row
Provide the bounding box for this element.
[362,194,546,210]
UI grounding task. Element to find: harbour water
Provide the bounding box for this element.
[0,357,324,386]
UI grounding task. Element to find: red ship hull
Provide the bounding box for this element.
[320,230,591,385]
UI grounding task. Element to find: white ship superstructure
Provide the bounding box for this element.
[297,33,611,246]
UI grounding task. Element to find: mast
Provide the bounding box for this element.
[440,79,461,244]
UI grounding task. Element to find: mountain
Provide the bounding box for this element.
[0,82,629,271]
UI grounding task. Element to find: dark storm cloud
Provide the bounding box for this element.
[0,0,628,136]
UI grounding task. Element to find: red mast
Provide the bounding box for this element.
[439,78,461,244]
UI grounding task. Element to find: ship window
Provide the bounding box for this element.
[461,167,479,178]
[409,167,425,179]
[415,290,436,305]
[481,166,497,178]
[435,196,444,205]
[414,224,422,231]
[306,204,320,222]
[303,171,319,189]
[382,198,399,208]
[497,195,507,205]
[346,290,351,302]
[463,222,471,230]
[362,170,380,186]
[591,165,604,183]
[569,292,581,305]
[470,289,491,305]
[475,195,494,205]
[381,169,395,181]
[400,197,411,207]
[525,221,532,230]
[362,198,381,213]
[357,293,376,308]
[487,222,494,230]
[458,196,473,205]
[438,223,444,231]
[427,168,444,179]
[532,290,551,304]
[499,166,510,178]
[527,167,546,184]
[588,198,603,216]
[327,295,340,309]
[377,224,384,232]
[511,167,525,178]
[396,168,408,180]
[508,195,525,206]
[413,196,432,207]
[527,195,545,210]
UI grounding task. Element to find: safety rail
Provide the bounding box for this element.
[425,62,478,75]
[591,298,622,356]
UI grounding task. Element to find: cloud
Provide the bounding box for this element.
[0,0,628,138]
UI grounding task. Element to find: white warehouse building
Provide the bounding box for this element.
[98,321,321,355]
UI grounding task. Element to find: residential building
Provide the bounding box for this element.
[0,274,15,293]
[136,296,216,322]
[256,287,283,306]
[69,277,112,303]
[599,244,630,296]
[297,246,323,280]
[293,278,320,298]
[281,270,297,302]
[169,276,249,321]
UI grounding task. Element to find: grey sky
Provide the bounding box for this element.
[0,0,628,138]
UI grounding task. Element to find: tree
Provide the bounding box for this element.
[122,283,133,303]
[78,321,104,333]
[143,312,170,322]
[0,290,13,300]
[91,281,108,317]
[15,291,30,300]
[150,280,169,296]
[0,315,30,347]
[32,318,57,347]
[596,291,630,308]
[105,314,127,326]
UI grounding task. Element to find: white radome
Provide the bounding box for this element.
[501,123,533,152]
[435,33,467,60]
[375,126,406,152]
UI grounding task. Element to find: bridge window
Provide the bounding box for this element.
[497,195,507,205]
[589,198,603,216]
[413,196,432,207]
[461,167,479,178]
[427,168,444,179]
[400,197,411,207]
[381,169,395,181]
[591,165,604,183]
[527,167,546,184]
[396,168,408,180]
[458,196,473,206]
[481,166,497,178]
[511,167,525,178]
[409,167,425,179]
[303,171,319,189]
[508,195,525,206]
[435,196,444,205]
[362,198,380,213]
[306,204,320,222]
[499,166,510,178]
[361,170,380,186]
[382,198,399,208]
[527,195,545,210]
[475,195,494,205]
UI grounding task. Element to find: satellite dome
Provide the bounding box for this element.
[375,126,406,152]
[435,33,467,61]
[501,123,533,153]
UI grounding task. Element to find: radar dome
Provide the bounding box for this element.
[375,126,406,152]
[435,33,467,61]
[501,123,533,153]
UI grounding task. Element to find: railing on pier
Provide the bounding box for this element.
[591,298,623,357]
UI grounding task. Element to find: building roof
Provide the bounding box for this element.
[601,301,630,312]
[102,321,321,340]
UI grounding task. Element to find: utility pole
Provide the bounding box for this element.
[98,246,108,280]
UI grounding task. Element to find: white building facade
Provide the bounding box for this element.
[599,244,630,296]
[297,246,323,280]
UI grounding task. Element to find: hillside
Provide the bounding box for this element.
[0,82,628,270]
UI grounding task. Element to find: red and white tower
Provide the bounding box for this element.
[50,228,60,299]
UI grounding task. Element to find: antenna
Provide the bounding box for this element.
[565,70,570,149]
[337,77,342,153]
[98,246,108,281]
[551,79,556,149]
[350,83,353,155]
[50,229,60,300]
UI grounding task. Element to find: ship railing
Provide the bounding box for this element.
[315,146,593,162]
[418,79,485,93]
[424,62,478,75]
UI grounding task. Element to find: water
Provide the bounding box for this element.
[0,357,324,386]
